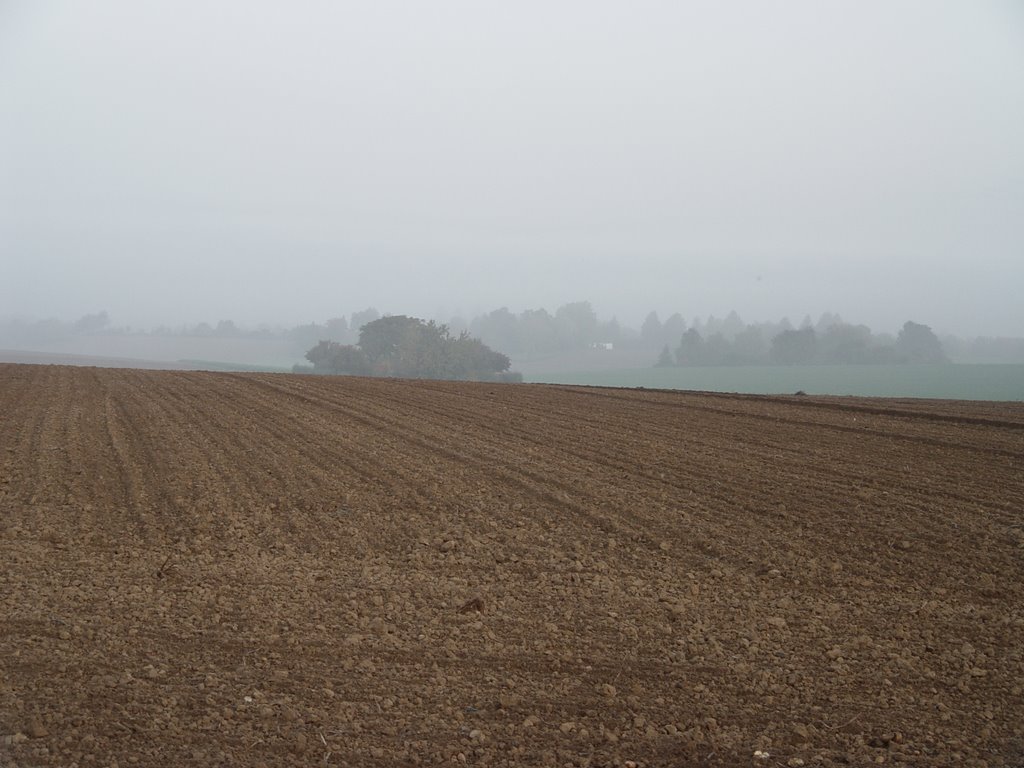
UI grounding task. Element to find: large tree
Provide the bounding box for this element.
[770,327,817,365]
[818,323,872,364]
[895,321,947,364]
[640,311,662,346]
[518,308,559,355]
[675,328,705,365]
[554,301,598,349]
[470,307,520,354]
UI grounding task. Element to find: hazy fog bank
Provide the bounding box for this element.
[4,302,1024,374]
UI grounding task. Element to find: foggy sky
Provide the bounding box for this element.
[2,1,1023,336]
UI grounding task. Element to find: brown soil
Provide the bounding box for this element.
[1,364,1022,767]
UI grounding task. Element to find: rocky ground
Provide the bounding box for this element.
[1,364,1022,767]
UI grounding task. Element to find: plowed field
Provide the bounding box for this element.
[2,364,1022,767]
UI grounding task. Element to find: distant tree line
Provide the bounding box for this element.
[301,315,519,382]
[655,318,947,367]
[5,304,1023,365]
[459,306,951,366]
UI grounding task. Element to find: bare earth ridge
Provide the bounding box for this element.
[1,364,1022,767]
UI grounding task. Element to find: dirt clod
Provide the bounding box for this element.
[458,596,484,614]
[27,719,48,739]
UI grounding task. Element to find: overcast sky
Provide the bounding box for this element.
[2,1,1022,335]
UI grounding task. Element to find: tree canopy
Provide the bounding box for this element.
[305,315,517,381]
[895,321,947,364]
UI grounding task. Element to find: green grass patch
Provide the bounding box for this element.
[525,364,1024,401]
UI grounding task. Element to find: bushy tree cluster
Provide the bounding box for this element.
[305,315,517,381]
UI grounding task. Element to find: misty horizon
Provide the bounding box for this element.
[0,301,1009,341]
[3,299,1020,345]
[3,2,1023,337]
